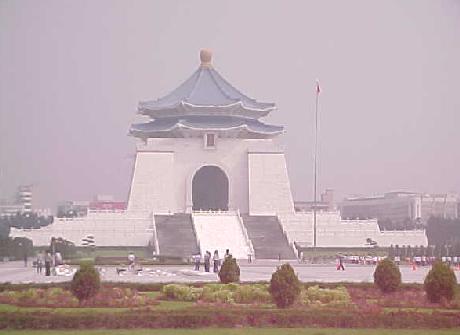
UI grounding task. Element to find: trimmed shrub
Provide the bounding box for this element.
[234,284,271,304]
[269,263,301,308]
[162,284,201,302]
[373,258,401,293]
[70,260,100,302]
[424,261,457,303]
[201,286,234,303]
[218,257,240,284]
[302,285,351,306]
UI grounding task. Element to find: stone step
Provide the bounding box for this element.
[155,214,199,257]
[242,215,296,260]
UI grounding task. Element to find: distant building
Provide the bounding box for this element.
[340,191,458,224]
[89,195,126,211]
[0,185,34,217]
[17,185,33,213]
[57,195,127,218]
[89,201,126,211]
[0,200,23,217]
[295,189,336,212]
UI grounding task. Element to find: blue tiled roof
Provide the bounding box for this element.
[138,65,275,119]
[130,115,283,138]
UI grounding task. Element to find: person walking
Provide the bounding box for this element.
[44,252,51,276]
[213,250,220,273]
[204,251,210,272]
[128,252,136,271]
[194,253,201,271]
[36,253,43,274]
[336,255,345,271]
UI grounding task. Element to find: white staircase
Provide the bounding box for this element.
[191,211,253,259]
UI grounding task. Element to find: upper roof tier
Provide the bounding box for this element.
[138,49,276,119]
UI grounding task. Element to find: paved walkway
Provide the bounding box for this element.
[2,260,459,284]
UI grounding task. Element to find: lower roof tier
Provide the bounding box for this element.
[129,115,284,139]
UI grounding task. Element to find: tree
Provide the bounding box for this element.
[52,237,77,259]
[426,217,460,247]
[420,245,425,257]
[269,263,301,308]
[218,256,240,284]
[407,245,412,258]
[70,261,101,302]
[374,258,401,293]
[0,221,10,239]
[388,245,395,258]
[6,212,53,229]
[0,237,33,259]
[424,261,457,303]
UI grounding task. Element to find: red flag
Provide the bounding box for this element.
[316,80,321,95]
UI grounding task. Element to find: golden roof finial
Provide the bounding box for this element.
[200,49,212,67]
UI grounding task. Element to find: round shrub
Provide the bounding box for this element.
[218,256,240,284]
[70,260,100,302]
[373,258,401,293]
[424,261,457,303]
[269,263,301,308]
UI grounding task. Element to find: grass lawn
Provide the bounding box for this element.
[1,329,460,335]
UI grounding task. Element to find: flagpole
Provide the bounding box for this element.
[313,80,320,249]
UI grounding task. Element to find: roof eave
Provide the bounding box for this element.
[138,101,275,119]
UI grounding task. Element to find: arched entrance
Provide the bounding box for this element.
[192,166,229,211]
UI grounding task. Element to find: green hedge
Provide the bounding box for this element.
[161,283,271,304]
[1,306,460,329]
[1,281,452,293]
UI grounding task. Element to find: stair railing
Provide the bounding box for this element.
[237,209,255,260]
[277,214,299,260]
[190,213,202,256]
[151,213,160,255]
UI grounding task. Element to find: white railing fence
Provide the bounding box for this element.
[151,213,160,255]
[236,209,255,260]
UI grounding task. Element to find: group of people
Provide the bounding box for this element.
[34,251,60,276]
[194,249,231,273]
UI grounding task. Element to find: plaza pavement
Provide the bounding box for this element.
[2,260,460,284]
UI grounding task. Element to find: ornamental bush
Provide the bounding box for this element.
[218,256,240,284]
[162,284,201,302]
[234,284,271,304]
[269,263,301,308]
[424,261,457,303]
[374,258,401,293]
[302,285,351,306]
[70,260,100,302]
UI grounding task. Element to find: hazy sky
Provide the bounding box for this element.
[1,0,459,209]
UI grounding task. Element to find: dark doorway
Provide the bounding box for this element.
[192,166,229,211]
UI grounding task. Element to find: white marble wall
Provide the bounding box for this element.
[127,151,175,214]
[128,137,291,214]
[248,152,295,215]
[10,210,153,247]
[279,211,428,248]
